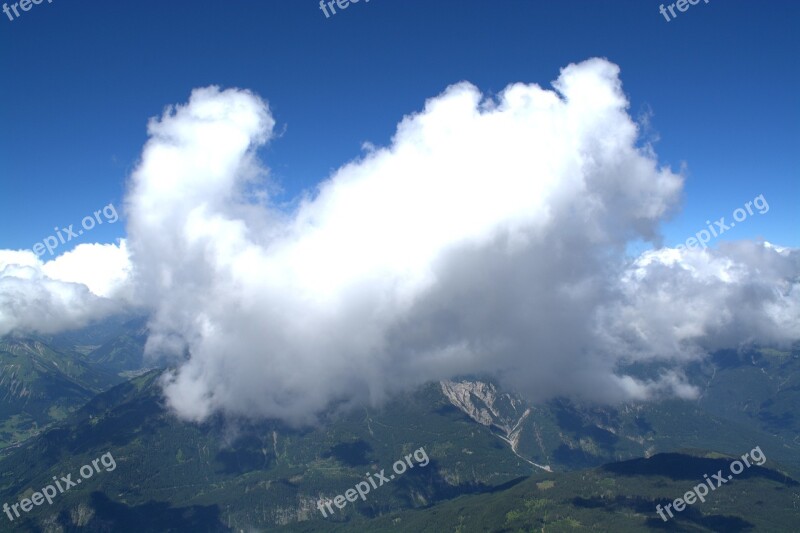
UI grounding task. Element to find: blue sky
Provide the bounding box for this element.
[1,0,797,253]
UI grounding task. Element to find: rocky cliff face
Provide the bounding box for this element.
[440,379,551,471]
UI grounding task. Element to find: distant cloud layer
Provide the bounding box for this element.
[1,59,798,424]
[0,243,129,335]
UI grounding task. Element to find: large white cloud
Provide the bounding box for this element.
[122,58,784,426]
[2,58,798,425]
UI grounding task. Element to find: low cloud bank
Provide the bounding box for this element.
[0,243,130,335]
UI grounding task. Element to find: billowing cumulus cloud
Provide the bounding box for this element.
[2,58,798,425]
[118,58,795,425]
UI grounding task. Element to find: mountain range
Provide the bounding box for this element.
[0,319,797,531]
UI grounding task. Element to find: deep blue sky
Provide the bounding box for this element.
[1,0,797,253]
